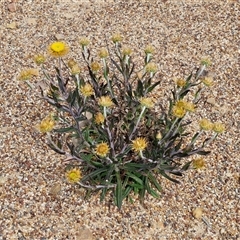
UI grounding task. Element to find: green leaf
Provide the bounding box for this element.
[160,170,180,184]
[147,81,161,93]
[136,79,143,97]
[181,161,192,171]
[126,172,143,185]
[148,173,162,192]
[122,186,133,199]
[54,126,75,133]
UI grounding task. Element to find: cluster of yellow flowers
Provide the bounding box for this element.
[199,118,225,133]
[172,99,195,118]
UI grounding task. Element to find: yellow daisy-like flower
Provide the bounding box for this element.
[199,118,213,131]
[90,61,101,72]
[145,62,157,73]
[172,106,186,118]
[98,96,114,107]
[95,112,105,125]
[79,37,90,47]
[111,33,123,43]
[65,168,81,183]
[80,83,94,97]
[70,64,81,75]
[144,45,155,55]
[184,101,195,112]
[202,77,213,87]
[175,100,186,108]
[34,54,46,65]
[201,58,211,67]
[95,142,110,157]
[122,47,132,56]
[48,41,69,58]
[18,68,39,81]
[68,59,78,68]
[213,122,225,134]
[175,78,186,87]
[140,97,154,108]
[99,48,109,58]
[192,158,205,169]
[37,114,55,133]
[132,137,148,153]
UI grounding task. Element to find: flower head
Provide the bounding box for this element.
[183,101,195,112]
[48,41,69,58]
[192,158,205,169]
[79,37,90,47]
[144,45,155,55]
[140,97,154,108]
[199,118,213,131]
[34,54,46,65]
[213,122,225,134]
[65,168,81,183]
[122,47,132,56]
[145,62,157,73]
[90,61,101,72]
[202,76,213,87]
[18,68,39,81]
[37,114,55,133]
[111,33,123,43]
[70,64,81,75]
[132,137,148,153]
[95,112,105,125]
[80,83,94,97]
[172,106,186,118]
[99,48,108,58]
[95,142,110,157]
[98,96,114,107]
[175,78,186,87]
[68,59,78,68]
[201,58,211,67]
[156,132,162,140]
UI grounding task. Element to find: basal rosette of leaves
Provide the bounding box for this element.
[21,37,224,209]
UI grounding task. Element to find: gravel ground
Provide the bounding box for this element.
[0,0,239,239]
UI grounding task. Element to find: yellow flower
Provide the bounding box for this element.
[144,45,155,55]
[192,158,205,169]
[175,100,186,108]
[201,58,211,67]
[68,59,78,68]
[145,62,157,73]
[199,118,213,131]
[111,33,123,43]
[95,142,110,157]
[99,48,109,58]
[34,54,46,65]
[122,47,132,56]
[95,112,105,125]
[70,64,81,75]
[48,41,69,58]
[202,77,213,87]
[213,122,225,133]
[37,114,55,133]
[175,78,186,87]
[132,137,148,153]
[18,68,39,81]
[140,97,154,108]
[80,83,94,97]
[172,106,186,118]
[184,101,195,112]
[98,96,114,107]
[65,168,81,183]
[79,37,90,47]
[90,61,101,72]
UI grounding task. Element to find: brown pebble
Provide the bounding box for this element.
[8,3,17,12]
